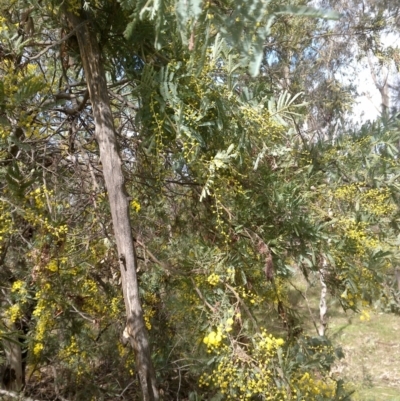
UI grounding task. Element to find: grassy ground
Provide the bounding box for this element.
[330,310,400,400]
[288,274,400,400]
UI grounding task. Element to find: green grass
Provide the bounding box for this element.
[288,273,400,400]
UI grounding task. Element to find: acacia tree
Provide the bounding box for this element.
[63,8,159,401]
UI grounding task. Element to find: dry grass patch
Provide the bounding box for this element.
[330,311,400,400]
[287,272,400,400]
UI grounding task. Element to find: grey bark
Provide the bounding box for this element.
[0,388,41,401]
[1,336,23,393]
[395,268,400,291]
[367,52,391,117]
[318,258,328,337]
[64,9,158,401]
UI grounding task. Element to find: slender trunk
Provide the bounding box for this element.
[2,335,23,393]
[64,9,158,401]
[318,258,328,337]
[395,268,400,291]
[367,52,391,117]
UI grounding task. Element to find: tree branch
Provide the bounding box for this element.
[0,389,43,401]
[28,21,90,62]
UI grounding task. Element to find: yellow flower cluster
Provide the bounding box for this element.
[78,279,108,316]
[199,354,280,399]
[203,327,223,350]
[58,335,90,379]
[11,280,27,295]
[144,307,155,330]
[46,260,58,272]
[130,200,141,212]
[0,200,13,247]
[256,331,285,354]
[117,336,136,375]
[203,316,236,353]
[32,308,53,356]
[294,372,336,399]
[240,105,282,141]
[200,329,339,400]
[340,289,356,306]
[359,309,371,322]
[33,342,44,356]
[362,188,396,216]
[6,304,22,322]
[334,185,395,217]
[22,186,69,239]
[67,0,82,14]
[321,137,370,164]
[109,296,122,319]
[1,60,44,109]
[29,187,47,209]
[0,16,7,33]
[207,273,220,286]
[7,280,30,322]
[225,317,234,332]
[361,267,373,280]
[59,336,79,358]
[239,286,265,305]
[337,219,380,256]
[333,184,357,200]
[199,331,287,399]
[0,126,8,140]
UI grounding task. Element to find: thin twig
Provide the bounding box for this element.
[288,278,319,335]
[70,305,94,323]
[117,381,135,398]
[135,239,177,275]
[28,21,90,61]
[190,278,216,313]
[225,283,260,333]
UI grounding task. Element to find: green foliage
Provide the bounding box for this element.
[120,0,339,76]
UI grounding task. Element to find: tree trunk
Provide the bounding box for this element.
[318,258,328,337]
[64,9,159,401]
[2,335,23,393]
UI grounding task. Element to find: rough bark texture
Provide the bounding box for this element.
[64,9,158,401]
[2,336,23,393]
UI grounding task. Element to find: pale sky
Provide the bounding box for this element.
[350,32,399,125]
[352,66,382,124]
